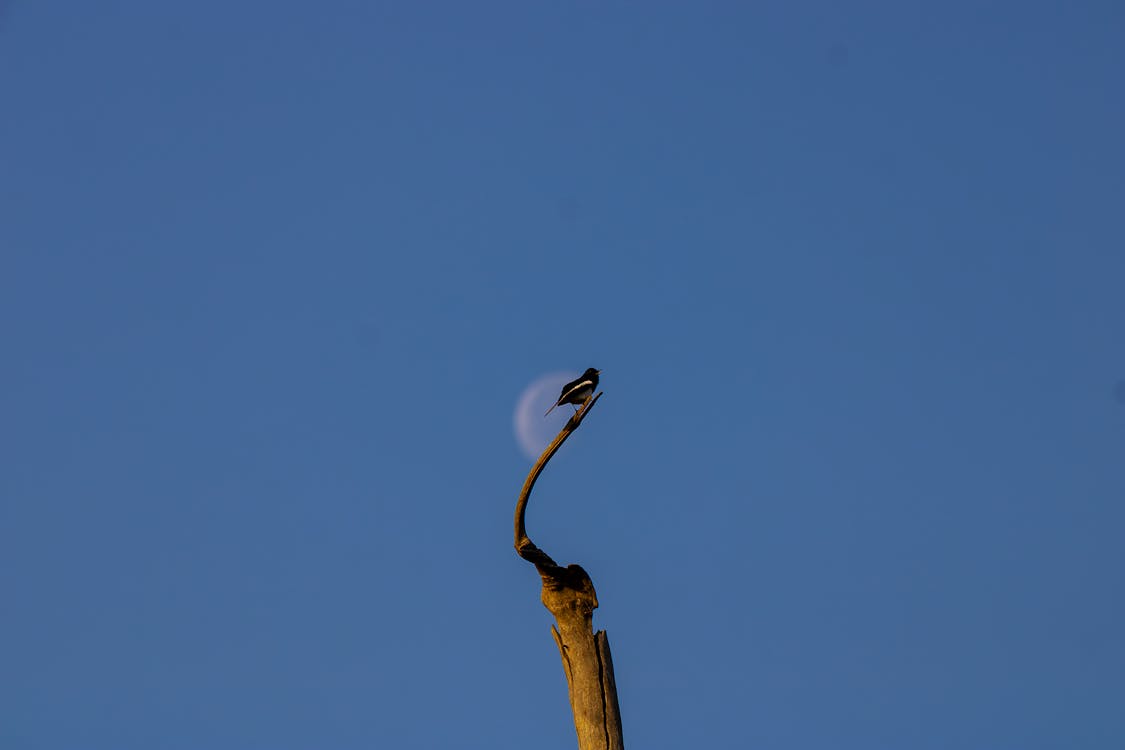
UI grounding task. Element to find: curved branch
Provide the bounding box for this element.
[513,391,604,568]
[510,389,624,749]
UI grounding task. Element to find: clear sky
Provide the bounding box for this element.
[2,2,1124,748]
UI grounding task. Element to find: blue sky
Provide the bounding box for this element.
[2,2,1124,748]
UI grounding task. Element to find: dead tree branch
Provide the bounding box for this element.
[513,391,624,750]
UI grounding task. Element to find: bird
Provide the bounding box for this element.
[545,368,601,416]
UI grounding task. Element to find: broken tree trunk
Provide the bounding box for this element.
[513,392,624,750]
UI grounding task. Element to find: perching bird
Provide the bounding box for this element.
[545,368,601,416]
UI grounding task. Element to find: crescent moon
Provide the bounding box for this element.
[513,371,578,460]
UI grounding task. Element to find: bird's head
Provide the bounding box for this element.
[585,368,601,377]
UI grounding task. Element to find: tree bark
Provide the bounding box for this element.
[513,393,624,750]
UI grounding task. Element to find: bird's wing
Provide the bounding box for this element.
[558,378,594,402]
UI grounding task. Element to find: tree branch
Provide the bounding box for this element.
[512,391,624,750]
[513,391,603,569]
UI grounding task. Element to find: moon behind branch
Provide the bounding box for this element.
[513,371,577,460]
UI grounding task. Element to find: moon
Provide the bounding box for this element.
[513,371,579,460]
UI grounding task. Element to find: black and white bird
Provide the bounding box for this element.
[545,368,601,416]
